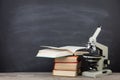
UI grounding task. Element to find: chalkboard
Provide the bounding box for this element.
[0,0,120,72]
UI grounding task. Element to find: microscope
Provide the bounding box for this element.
[81,26,112,78]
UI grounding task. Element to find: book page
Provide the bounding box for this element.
[58,46,86,53]
[36,49,73,58]
[41,46,86,53]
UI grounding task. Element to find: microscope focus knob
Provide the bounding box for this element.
[104,59,110,67]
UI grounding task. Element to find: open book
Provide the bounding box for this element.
[36,46,89,58]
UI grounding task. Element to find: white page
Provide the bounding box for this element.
[41,46,86,53]
[36,49,73,58]
[58,46,86,53]
[41,46,59,49]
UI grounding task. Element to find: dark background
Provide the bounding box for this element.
[0,0,120,72]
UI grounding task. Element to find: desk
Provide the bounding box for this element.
[0,72,119,80]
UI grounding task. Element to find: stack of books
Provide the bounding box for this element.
[36,46,89,77]
[53,56,81,77]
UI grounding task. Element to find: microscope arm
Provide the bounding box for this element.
[95,42,108,60]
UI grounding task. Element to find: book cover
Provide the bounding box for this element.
[53,70,77,77]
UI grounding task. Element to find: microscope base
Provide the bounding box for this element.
[82,69,112,78]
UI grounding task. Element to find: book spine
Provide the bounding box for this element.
[55,62,78,63]
[55,56,79,63]
[54,62,81,71]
